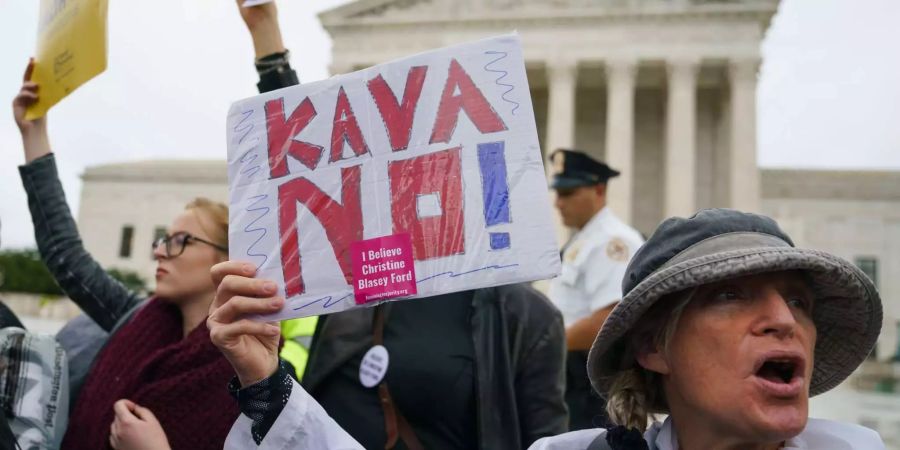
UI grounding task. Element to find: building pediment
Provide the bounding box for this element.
[320,0,779,28]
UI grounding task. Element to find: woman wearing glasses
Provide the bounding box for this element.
[13,61,238,450]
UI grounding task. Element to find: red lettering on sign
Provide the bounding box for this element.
[367,66,428,152]
[265,98,324,177]
[430,59,507,144]
[278,166,363,297]
[330,87,370,162]
[389,147,464,260]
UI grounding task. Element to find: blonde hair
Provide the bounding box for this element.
[605,289,696,431]
[185,198,229,250]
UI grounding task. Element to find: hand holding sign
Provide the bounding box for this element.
[226,34,560,320]
[13,60,44,134]
[13,60,53,164]
[236,0,285,59]
[238,0,277,28]
[207,261,282,387]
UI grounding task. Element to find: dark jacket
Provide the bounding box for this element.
[303,285,569,450]
[19,155,145,399]
[260,57,568,449]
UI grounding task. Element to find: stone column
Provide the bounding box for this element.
[546,60,578,153]
[664,58,699,218]
[729,59,761,212]
[604,58,637,223]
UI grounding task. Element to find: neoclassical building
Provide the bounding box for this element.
[72,0,900,440]
[319,0,776,235]
[77,160,228,282]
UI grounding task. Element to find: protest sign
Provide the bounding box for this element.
[226,34,561,320]
[26,0,109,120]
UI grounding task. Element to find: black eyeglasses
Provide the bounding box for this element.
[152,232,227,258]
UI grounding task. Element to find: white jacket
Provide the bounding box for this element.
[531,417,885,450]
[225,378,885,450]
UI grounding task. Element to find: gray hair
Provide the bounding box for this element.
[605,288,697,431]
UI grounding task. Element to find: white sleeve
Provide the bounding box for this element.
[580,244,627,312]
[224,378,364,450]
[529,429,607,450]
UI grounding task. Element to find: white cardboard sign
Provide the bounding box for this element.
[226,34,560,320]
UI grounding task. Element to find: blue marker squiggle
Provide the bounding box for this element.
[238,149,263,182]
[293,293,353,311]
[234,110,255,145]
[417,263,520,284]
[483,51,520,116]
[233,109,272,267]
[242,194,271,267]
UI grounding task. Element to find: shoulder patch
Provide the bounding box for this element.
[606,237,629,262]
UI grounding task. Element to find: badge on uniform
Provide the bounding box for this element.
[606,237,630,262]
[552,151,565,176]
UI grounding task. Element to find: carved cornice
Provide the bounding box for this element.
[320,0,779,31]
[81,160,228,184]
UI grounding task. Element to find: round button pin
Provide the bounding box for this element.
[359,345,389,388]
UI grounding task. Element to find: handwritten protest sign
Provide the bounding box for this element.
[26,0,109,120]
[226,34,561,320]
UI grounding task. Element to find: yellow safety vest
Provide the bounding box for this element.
[279,316,318,380]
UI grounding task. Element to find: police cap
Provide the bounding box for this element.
[549,149,620,189]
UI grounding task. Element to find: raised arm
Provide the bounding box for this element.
[12,60,51,164]
[236,0,299,93]
[209,262,363,449]
[13,60,143,331]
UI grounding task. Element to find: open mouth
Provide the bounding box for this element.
[752,353,805,397]
[756,359,798,384]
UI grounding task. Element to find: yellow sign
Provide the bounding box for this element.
[26,0,109,120]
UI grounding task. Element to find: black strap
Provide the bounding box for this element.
[373,305,424,450]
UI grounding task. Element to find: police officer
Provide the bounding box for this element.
[547,149,644,431]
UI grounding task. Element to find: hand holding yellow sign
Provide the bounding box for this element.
[25,0,109,120]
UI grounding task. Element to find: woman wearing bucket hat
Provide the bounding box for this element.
[208,208,885,449]
[530,208,885,449]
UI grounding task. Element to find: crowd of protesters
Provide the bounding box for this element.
[0,0,888,449]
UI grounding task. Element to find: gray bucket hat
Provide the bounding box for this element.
[587,208,882,398]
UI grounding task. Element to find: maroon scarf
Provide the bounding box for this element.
[62,298,239,450]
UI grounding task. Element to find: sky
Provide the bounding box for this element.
[1,0,899,249]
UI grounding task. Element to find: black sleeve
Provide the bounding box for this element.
[228,359,294,445]
[516,291,569,446]
[18,154,144,331]
[256,51,300,93]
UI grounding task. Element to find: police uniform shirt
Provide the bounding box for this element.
[548,207,644,326]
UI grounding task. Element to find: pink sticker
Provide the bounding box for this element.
[351,233,417,305]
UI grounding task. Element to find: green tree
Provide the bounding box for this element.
[0,249,63,295]
[0,249,148,296]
